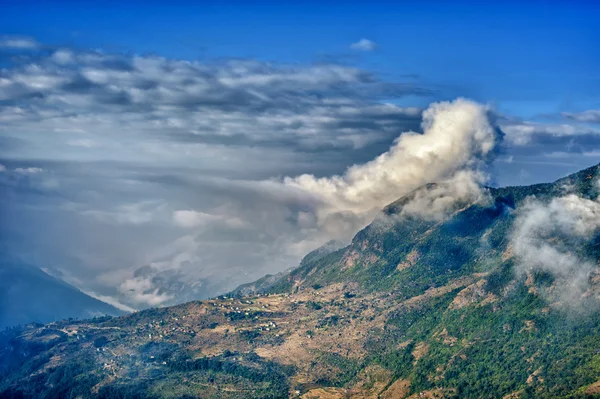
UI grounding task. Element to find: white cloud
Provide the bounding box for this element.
[398,170,489,221]
[284,98,496,218]
[0,164,6,172]
[118,275,174,306]
[0,36,39,49]
[173,210,221,228]
[500,121,600,145]
[545,150,600,159]
[14,167,44,174]
[563,110,600,124]
[173,209,249,230]
[103,97,502,307]
[511,190,600,308]
[80,201,168,225]
[350,38,377,51]
[0,45,427,169]
[1,40,509,310]
[83,291,136,313]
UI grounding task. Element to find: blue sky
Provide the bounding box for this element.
[1,1,600,309]
[2,1,599,117]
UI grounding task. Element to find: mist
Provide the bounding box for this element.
[511,187,600,309]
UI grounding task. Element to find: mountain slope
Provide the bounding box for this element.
[230,240,345,296]
[2,164,600,398]
[0,262,125,329]
[266,164,600,297]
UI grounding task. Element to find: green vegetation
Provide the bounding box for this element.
[2,164,600,398]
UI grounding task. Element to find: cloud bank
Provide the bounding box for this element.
[0,46,428,169]
[0,39,512,310]
[1,97,499,309]
[0,42,434,309]
[563,110,600,124]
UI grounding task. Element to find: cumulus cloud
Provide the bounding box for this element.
[350,38,377,51]
[398,171,489,220]
[284,98,498,221]
[511,189,600,308]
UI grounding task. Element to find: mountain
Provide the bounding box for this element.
[230,240,345,296]
[2,164,600,398]
[0,262,125,329]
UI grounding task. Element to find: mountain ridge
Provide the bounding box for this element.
[234,163,600,299]
[2,163,600,398]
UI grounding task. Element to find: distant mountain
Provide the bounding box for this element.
[0,262,125,329]
[3,164,600,398]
